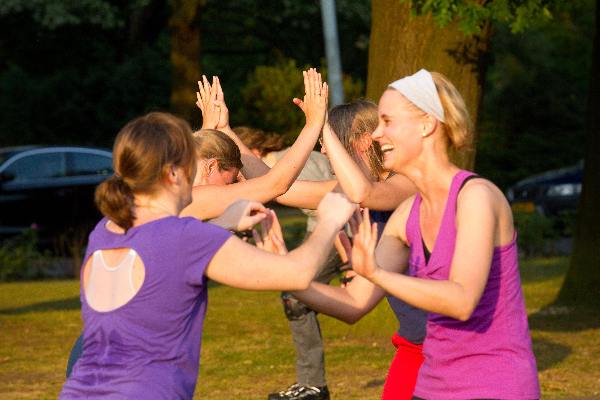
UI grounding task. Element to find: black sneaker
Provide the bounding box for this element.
[268,383,330,400]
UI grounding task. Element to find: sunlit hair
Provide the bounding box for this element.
[430,72,473,151]
[234,126,286,157]
[328,99,385,181]
[95,112,196,231]
[192,129,243,171]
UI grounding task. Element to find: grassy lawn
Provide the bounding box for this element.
[0,214,599,398]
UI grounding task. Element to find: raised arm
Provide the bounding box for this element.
[185,70,329,220]
[291,206,409,323]
[208,199,268,232]
[275,179,339,210]
[321,122,415,210]
[198,73,327,181]
[352,181,509,321]
[205,192,357,291]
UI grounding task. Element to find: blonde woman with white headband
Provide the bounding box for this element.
[345,70,540,399]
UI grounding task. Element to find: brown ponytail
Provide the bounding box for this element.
[430,72,474,151]
[328,99,384,181]
[95,175,135,230]
[95,112,196,231]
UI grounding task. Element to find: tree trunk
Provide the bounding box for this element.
[366,0,491,169]
[557,0,600,306]
[169,0,205,125]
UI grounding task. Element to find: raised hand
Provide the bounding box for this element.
[316,192,357,229]
[253,210,288,255]
[350,208,380,280]
[213,76,230,130]
[196,75,220,130]
[293,68,328,129]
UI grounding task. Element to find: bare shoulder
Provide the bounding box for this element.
[459,177,510,211]
[458,177,515,243]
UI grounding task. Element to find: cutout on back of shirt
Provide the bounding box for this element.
[83,248,145,312]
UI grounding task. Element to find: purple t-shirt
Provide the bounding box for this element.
[60,216,231,399]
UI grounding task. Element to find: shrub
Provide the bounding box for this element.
[0,228,48,281]
[238,58,365,142]
[514,211,557,257]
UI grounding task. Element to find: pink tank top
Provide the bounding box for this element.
[407,170,540,399]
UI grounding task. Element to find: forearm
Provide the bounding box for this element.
[292,281,371,324]
[275,180,339,210]
[359,175,417,210]
[323,129,377,205]
[369,268,473,321]
[266,123,321,194]
[208,214,233,230]
[182,179,290,220]
[241,155,271,178]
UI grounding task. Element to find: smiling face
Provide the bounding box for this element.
[372,89,426,172]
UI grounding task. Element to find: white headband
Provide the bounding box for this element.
[388,69,445,123]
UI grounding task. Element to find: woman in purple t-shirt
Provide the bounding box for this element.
[349,70,540,399]
[60,110,356,399]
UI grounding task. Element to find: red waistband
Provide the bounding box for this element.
[392,332,423,352]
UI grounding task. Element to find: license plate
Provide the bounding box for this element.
[511,201,535,213]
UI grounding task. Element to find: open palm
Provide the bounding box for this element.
[351,208,379,280]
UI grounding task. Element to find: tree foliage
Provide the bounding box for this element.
[477,1,593,188]
[0,0,373,145]
[199,0,371,126]
[0,0,126,29]
[0,0,170,147]
[403,0,564,35]
[239,58,364,141]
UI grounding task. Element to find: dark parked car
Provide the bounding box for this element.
[0,146,113,248]
[506,160,583,217]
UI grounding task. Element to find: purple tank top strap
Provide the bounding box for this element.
[406,170,476,278]
[445,170,478,219]
[405,194,422,248]
[430,170,478,262]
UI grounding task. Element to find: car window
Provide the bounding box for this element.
[4,152,66,181]
[68,152,113,176]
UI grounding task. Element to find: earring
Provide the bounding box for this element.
[421,129,428,137]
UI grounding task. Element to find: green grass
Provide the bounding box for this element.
[1,254,599,398]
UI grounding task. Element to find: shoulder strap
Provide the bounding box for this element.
[405,194,422,248]
[446,170,478,217]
